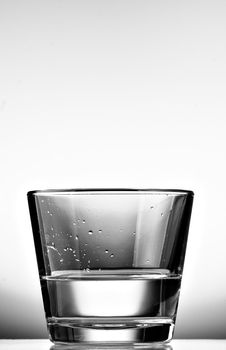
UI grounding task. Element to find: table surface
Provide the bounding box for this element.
[0,340,225,350]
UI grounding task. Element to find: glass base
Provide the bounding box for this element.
[48,317,174,345]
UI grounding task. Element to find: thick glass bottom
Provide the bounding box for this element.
[48,317,174,345]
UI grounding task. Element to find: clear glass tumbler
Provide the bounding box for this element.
[27,188,193,345]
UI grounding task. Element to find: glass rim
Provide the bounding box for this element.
[27,188,194,197]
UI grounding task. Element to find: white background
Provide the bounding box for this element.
[0,0,226,338]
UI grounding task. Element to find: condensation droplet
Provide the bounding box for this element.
[105,249,109,254]
[110,254,114,258]
[88,230,93,235]
[82,219,86,223]
[47,245,60,255]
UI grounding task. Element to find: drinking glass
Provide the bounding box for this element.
[27,188,193,345]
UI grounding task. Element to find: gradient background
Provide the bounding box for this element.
[0,0,226,339]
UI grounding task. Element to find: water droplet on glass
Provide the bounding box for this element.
[150,206,154,209]
[105,249,109,254]
[110,254,114,258]
[98,230,102,234]
[82,219,86,223]
[88,230,93,235]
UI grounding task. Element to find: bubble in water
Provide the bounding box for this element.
[82,219,86,223]
[75,258,80,262]
[85,243,88,246]
[161,213,164,217]
[133,232,136,236]
[73,222,76,226]
[88,230,93,235]
[41,199,44,203]
[105,249,109,254]
[50,212,53,216]
[51,226,54,231]
[98,230,102,234]
[63,247,68,252]
[51,242,55,247]
[110,254,114,258]
[77,219,80,223]
[69,248,73,251]
[60,258,64,263]
[146,259,150,263]
[86,268,90,272]
[75,235,79,240]
[150,206,154,209]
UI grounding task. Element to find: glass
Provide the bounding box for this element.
[27,188,193,345]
